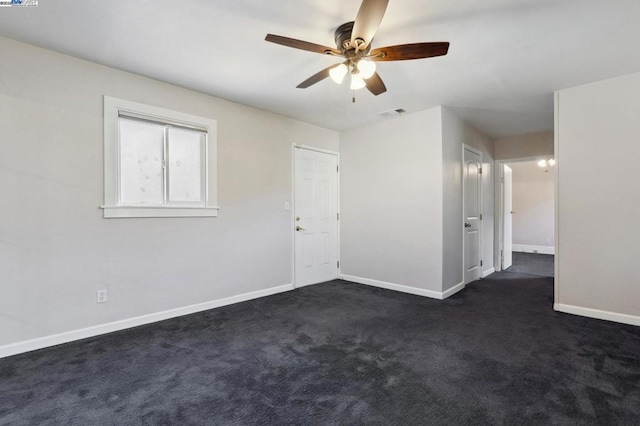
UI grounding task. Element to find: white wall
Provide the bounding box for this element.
[508,161,554,252]
[0,37,338,354]
[442,108,495,285]
[464,119,495,279]
[495,132,553,160]
[340,107,494,297]
[339,108,444,295]
[494,132,555,270]
[441,109,463,288]
[555,71,640,325]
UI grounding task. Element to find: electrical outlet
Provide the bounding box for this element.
[97,289,107,304]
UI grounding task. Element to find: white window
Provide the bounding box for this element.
[102,96,218,218]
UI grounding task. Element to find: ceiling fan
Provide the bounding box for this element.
[265,0,449,98]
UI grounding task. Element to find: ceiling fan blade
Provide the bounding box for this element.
[265,34,341,55]
[297,65,337,89]
[351,0,389,50]
[365,72,387,96]
[370,42,450,61]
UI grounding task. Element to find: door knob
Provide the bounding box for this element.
[464,223,471,228]
[295,216,301,221]
[296,226,306,231]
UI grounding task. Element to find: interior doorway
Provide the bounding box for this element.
[497,158,555,276]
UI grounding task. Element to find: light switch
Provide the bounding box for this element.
[284,201,290,211]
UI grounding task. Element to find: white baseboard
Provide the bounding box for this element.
[512,244,555,255]
[442,281,466,299]
[0,284,294,359]
[554,303,640,327]
[340,274,464,300]
[481,267,496,278]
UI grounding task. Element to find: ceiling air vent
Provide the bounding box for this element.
[378,108,406,118]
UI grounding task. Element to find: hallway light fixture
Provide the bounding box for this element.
[537,158,556,168]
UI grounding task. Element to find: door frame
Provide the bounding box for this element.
[494,156,548,272]
[462,144,483,285]
[291,144,340,288]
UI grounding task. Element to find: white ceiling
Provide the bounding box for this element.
[1,0,640,138]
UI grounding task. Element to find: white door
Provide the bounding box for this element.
[294,147,339,287]
[503,165,513,269]
[463,147,482,284]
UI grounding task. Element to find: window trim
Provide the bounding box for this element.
[102,96,219,218]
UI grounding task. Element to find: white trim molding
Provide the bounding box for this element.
[340,275,465,300]
[512,244,555,255]
[102,96,219,219]
[293,143,339,156]
[481,267,496,278]
[442,281,466,299]
[554,304,640,327]
[101,205,220,218]
[0,284,294,359]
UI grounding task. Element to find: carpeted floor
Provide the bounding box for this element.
[1,275,639,425]
[506,252,554,277]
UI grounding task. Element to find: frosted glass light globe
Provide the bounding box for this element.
[329,64,348,84]
[350,73,366,90]
[357,59,376,79]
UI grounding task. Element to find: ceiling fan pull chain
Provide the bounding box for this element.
[352,90,356,103]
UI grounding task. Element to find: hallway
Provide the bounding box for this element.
[505,252,554,277]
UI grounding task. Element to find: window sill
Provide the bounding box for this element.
[101,205,220,218]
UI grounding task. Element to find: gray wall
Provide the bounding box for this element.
[555,71,640,325]
[339,108,444,293]
[508,161,554,250]
[495,132,553,160]
[340,107,494,296]
[441,109,464,289]
[442,108,495,288]
[0,37,338,349]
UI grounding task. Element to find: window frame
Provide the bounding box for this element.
[102,96,219,218]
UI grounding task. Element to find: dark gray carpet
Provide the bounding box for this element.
[1,275,639,425]
[506,252,555,277]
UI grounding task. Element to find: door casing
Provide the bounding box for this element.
[502,164,513,269]
[494,156,551,272]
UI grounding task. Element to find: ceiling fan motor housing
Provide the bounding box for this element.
[335,22,354,51]
[335,22,370,55]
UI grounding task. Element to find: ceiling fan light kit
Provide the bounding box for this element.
[329,63,348,84]
[265,0,450,99]
[350,73,367,90]
[357,59,376,79]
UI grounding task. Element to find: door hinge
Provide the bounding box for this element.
[501,177,504,183]
[479,167,483,175]
[337,260,340,268]
[480,260,483,266]
[480,213,483,220]
[337,212,340,220]
[336,165,339,172]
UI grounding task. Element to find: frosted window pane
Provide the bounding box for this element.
[167,128,204,203]
[119,119,164,205]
